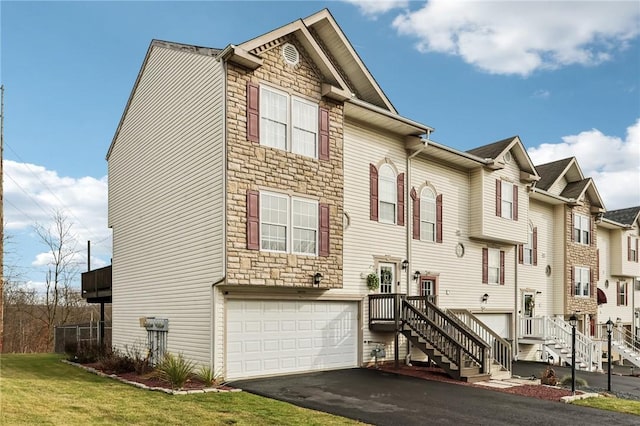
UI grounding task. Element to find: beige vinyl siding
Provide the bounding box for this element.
[109,46,224,365]
[551,205,566,315]
[410,160,514,311]
[611,229,640,277]
[517,200,554,318]
[596,228,622,323]
[548,176,567,195]
[343,119,409,363]
[469,168,483,237]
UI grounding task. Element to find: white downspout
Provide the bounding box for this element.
[405,135,428,365]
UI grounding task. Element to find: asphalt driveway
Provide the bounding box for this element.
[230,368,638,425]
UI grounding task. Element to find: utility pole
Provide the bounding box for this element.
[1,84,5,353]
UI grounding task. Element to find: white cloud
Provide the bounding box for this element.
[528,119,640,210]
[344,0,409,16]
[531,89,550,99]
[353,0,640,76]
[3,160,112,273]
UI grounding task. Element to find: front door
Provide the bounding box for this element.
[420,276,437,304]
[523,293,534,335]
[378,263,395,294]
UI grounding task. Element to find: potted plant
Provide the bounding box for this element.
[366,273,379,291]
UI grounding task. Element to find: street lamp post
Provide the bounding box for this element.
[569,313,578,395]
[606,318,614,392]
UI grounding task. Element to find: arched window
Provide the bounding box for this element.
[420,187,436,241]
[378,164,397,224]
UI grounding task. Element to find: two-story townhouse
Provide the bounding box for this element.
[598,207,640,346]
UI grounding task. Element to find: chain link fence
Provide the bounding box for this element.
[54,322,112,353]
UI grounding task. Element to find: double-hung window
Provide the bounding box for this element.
[574,266,590,297]
[488,249,501,285]
[617,282,628,306]
[573,214,590,245]
[483,248,505,285]
[260,86,318,158]
[420,188,436,241]
[523,226,534,265]
[260,192,318,255]
[501,181,514,220]
[378,164,397,224]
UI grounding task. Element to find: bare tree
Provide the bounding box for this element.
[33,210,82,348]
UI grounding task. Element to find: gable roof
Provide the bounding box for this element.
[236,9,396,112]
[560,178,591,199]
[466,136,538,176]
[535,158,574,191]
[604,206,640,226]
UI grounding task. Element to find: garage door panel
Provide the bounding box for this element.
[226,300,358,380]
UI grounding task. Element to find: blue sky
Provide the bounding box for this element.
[2,0,639,291]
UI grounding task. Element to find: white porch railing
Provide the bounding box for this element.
[519,316,602,372]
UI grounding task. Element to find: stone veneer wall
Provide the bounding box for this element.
[565,201,598,318]
[225,36,344,289]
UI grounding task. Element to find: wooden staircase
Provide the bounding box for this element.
[610,326,640,368]
[369,294,491,382]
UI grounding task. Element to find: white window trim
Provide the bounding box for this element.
[259,191,318,256]
[501,181,513,220]
[631,238,638,262]
[574,266,590,297]
[488,248,501,286]
[378,164,397,224]
[618,282,628,306]
[523,225,534,265]
[259,85,318,159]
[574,213,590,245]
[420,187,436,242]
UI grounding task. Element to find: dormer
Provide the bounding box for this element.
[601,206,640,278]
[466,136,539,244]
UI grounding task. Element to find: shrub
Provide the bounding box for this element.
[196,365,222,387]
[156,353,194,389]
[65,341,106,363]
[98,349,136,374]
[123,344,152,375]
[559,374,588,388]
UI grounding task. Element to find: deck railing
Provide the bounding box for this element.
[518,315,602,371]
[448,308,512,375]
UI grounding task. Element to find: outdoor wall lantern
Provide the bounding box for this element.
[481,293,489,303]
[313,272,323,286]
[401,260,409,270]
[413,271,421,281]
[569,313,578,394]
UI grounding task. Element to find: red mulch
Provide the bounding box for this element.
[375,364,576,402]
[81,362,233,391]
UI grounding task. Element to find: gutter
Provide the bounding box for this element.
[347,97,434,133]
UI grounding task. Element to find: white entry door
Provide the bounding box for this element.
[226,300,358,380]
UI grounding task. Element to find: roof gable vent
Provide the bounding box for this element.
[282,43,299,66]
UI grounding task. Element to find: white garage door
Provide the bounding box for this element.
[226,300,358,380]
[474,313,512,339]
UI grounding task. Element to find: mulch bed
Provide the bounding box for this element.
[73,361,236,393]
[375,364,577,402]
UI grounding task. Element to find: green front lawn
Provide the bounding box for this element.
[572,396,640,416]
[0,354,363,425]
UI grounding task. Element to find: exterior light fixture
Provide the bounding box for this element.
[569,313,578,395]
[401,260,409,270]
[413,271,421,280]
[313,272,323,286]
[481,293,489,303]
[606,318,614,392]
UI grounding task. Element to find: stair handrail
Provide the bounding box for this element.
[403,298,490,373]
[612,325,640,352]
[448,308,512,375]
[547,316,602,372]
